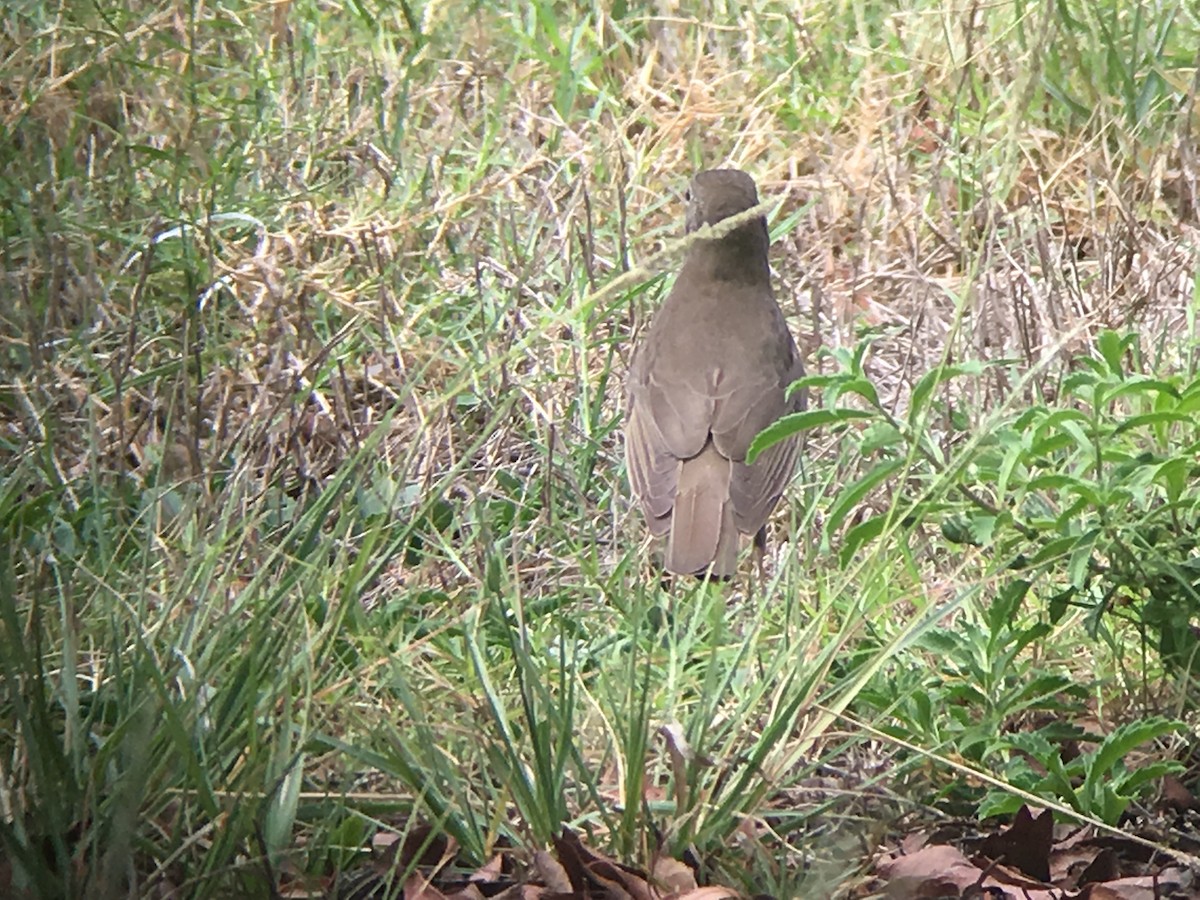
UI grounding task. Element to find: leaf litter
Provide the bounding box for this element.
[323,824,740,900]
[871,804,1200,900]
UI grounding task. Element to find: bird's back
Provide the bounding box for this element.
[625,169,806,578]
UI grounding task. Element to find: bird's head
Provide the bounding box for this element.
[684,169,762,233]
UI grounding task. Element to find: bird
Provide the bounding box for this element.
[624,169,806,578]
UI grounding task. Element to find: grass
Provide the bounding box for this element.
[3,0,1200,897]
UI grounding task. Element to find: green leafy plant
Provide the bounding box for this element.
[894,581,1085,760]
[979,717,1185,823]
[757,329,1200,680]
[756,329,1200,819]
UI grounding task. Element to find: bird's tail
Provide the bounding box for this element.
[667,444,738,578]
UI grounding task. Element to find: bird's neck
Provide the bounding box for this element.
[684,220,771,285]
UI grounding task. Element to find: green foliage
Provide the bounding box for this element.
[757,327,1200,815]
[864,583,1088,818]
[979,717,1185,823]
[5,0,1200,892]
[761,328,1200,679]
[1036,0,1195,139]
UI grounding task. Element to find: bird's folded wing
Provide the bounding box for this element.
[729,439,800,534]
[644,374,714,457]
[711,367,804,534]
[626,371,715,534]
[624,401,676,534]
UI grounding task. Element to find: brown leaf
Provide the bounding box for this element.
[1160,775,1200,812]
[376,824,456,877]
[651,857,696,894]
[535,849,573,893]
[555,828,655,896]
[403,872,450,900]
[1076,847,1118,887]
[898,831,931,855]
[470,853,506,884]
[1078,867,1194,900]
[1049,842,1105,888]
[672,888,741,899]
[877,845,1062,900]
[877,844,982,897]
[551,830,592,890]
[485,886,550,900]
[977,805,1053,883]
[588,857,647,900]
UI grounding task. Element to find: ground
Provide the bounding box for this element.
[3,2,1200,898]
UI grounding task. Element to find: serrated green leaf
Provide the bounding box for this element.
[1114,759,1184,795]
[1102,376,1181,405]
[909,361,985,423]
[792,373,856,392]
[987,579,1031,634]
[1062,369,1101,398]
[1003,622,1051,664]
[785,373,845,398]
[832,377,881,407]
[1083,717,1183,800]
[1031,408,1091,440]
[747,408,876,462]
[941,515,976,546]
[915,629,961,655]
[825,458,904,535]
[1048,587,1077,623]
[978,791,1027,819]
[838,515,890,568]
[969,514,998,546]
[1115,410,1193,434]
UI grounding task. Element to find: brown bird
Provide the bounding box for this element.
[625,169,806,578]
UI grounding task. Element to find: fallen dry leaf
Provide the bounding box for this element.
[377,823,458,880]
[1077,867,1194,900]
[485,886,546,900]
[470,853,505,884]
[1160,775,1200,813]
[534,848,573,893]
[878,844,1062,900]
[1075,847,1119,887]
[977,805,1053,882]
[651,856,696,894]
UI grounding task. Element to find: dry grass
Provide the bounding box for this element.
[3,1,1200,895]
[5,6,1197,544]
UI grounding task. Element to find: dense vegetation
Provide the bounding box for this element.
[3,1,1200,896]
